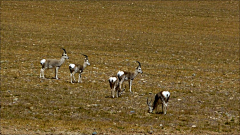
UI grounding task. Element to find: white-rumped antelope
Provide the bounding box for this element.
[40,48,69,79]
[147,91,170,115]
[69,54,90,83]
[117,61,143,93]
[109,76,125,98]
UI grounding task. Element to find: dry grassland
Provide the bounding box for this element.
[1,1,239,134]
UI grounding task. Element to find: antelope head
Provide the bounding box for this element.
[82,54,90,66]
[136,61,143,74]
[62,48,69,59]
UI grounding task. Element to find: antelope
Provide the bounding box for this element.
[109,76,125,98]
[40,48,69,79]
[69,54,90,83]
[147,91,170,115]
[117,61,143,93]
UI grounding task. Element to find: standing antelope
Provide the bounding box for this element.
[147,91,170,115]
[117,61,143,93]
[40,48,69,79]
[109,76,125,98]
[69,54,90,83]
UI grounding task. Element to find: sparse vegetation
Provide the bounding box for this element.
[1,1,239,134]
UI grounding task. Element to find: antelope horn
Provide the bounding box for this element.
[81,53,88,58]
[147,97,152,105]
[147,97,150,105]
[62,48,67,54]
[136,61,141,67]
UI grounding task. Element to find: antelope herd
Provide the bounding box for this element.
[40,48,170,114]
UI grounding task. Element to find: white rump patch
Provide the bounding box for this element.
[69,64,75,69]
[162,91,170,98]
[109,77,117,83]
[117,71,124,77]
[40,59,46,65]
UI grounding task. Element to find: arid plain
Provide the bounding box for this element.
[1,1,239,134]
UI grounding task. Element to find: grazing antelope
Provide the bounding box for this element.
[40,48,69,79]
[109,76,125,98]
[147,91,170,115]
[117,61,143,93]
[69,54,90,83]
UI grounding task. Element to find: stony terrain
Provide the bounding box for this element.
[1,1,239,134]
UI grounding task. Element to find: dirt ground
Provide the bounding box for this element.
[1,1,239,134]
